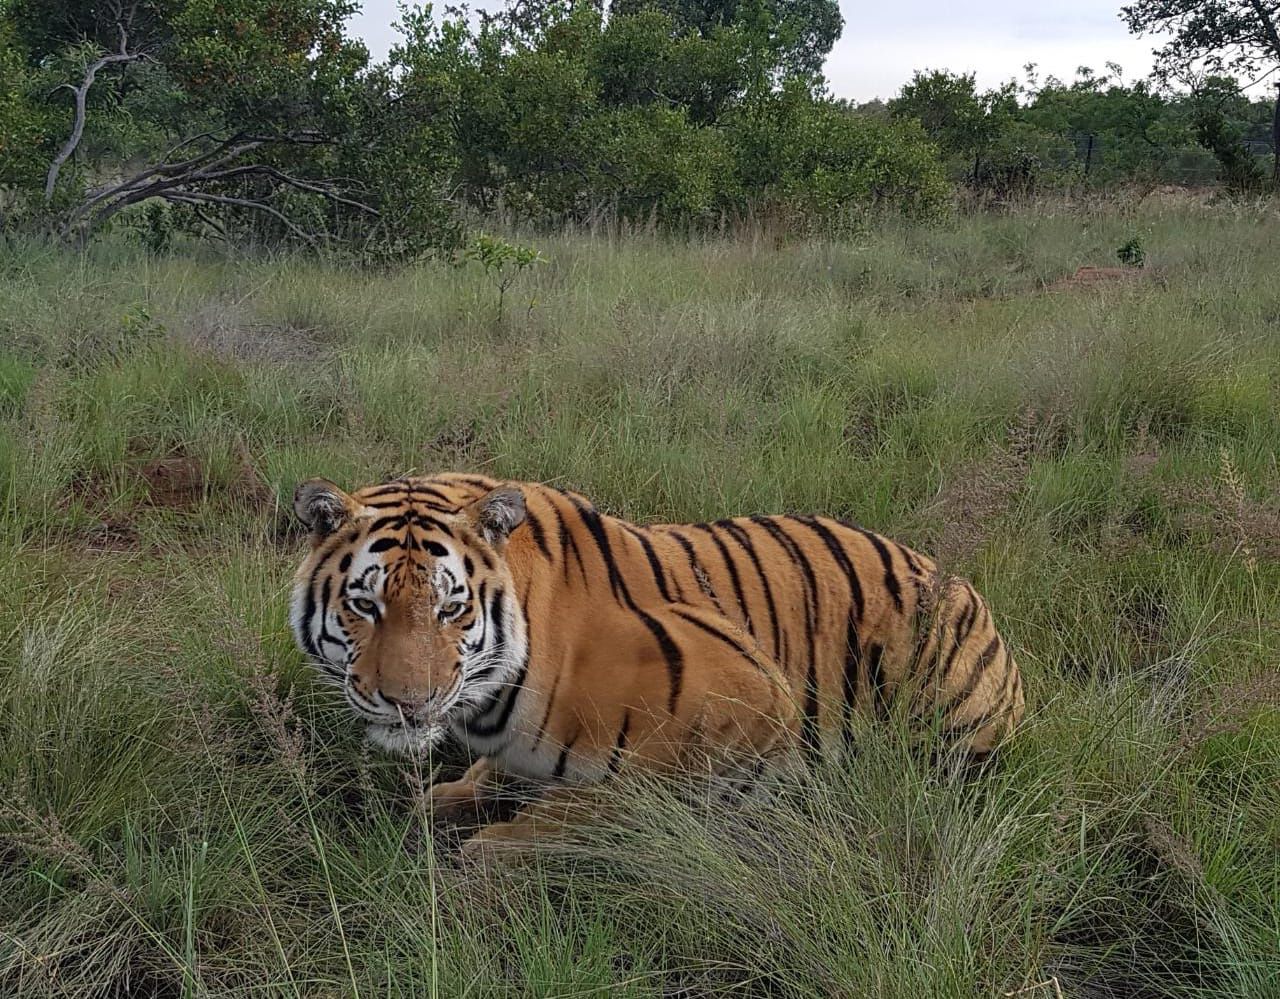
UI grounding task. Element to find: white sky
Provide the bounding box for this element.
[348,0,1166,101]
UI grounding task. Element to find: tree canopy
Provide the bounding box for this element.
[1122,1,1279,184]
[1121,0,1280,83]
[1,0,1276,254]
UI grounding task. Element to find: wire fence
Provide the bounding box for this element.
[1054,132,1276,185]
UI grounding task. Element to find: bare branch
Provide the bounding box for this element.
[43,28,146,202]
[61,114,380,247]
[167,192,321,247]
[156,130,227,163]
[200,164,381,214]
[189,204,229,241]
[66,139,265,233]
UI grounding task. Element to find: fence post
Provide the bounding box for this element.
[1272,83,1279,186]
[1084,134,1095,178]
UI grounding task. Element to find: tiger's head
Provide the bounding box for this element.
[288,477,528,755]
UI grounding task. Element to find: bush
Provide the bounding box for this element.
[731,88,951,223]
[0,25,52,206]
[587,105,741,221]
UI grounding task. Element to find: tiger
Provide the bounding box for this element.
[290,472,1024,856]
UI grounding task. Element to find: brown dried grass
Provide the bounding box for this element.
[924,407,1060,567]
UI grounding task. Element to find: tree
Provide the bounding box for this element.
[1184,74,1268,188]
[38,2,156,202]
[1122,0,1280,182]
[591,7,753,123]
[888,70,1020,185]
[608,0,841,79]
[7,0,177,64]
[3,0,459,256]
[1021,69,1188,184]
[729,80,949,221]
[392,0,870,225]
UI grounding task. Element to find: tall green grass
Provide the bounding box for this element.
[1,197,1278,996]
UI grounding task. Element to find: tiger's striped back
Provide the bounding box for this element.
[290,473,1023,786]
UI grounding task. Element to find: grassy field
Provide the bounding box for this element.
[1,195,1279,998]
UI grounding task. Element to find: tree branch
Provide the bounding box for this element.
[64,130,381,247]
[202,164,381,214]
[1245,0,1280,60]
[43,24,147,202]
[65,138,265,233]
[166,192,320,247]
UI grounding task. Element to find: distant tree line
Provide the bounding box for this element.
[886,63,1277,198]
[1,0,1277,257]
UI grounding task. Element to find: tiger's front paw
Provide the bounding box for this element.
[427,778,487,822]
[456,822,526,866]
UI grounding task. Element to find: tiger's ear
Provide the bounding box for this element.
[293,478,358,540]
[464,487,526,546]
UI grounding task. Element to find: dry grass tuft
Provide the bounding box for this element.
[1163,451,1280,566]
[139,440,273,513]
[178,298,328,366]
[1142,815,1204,881]
[1181,672,1280,751]
[925,407,1053,566]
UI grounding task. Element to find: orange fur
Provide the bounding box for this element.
[290,473,1025,848]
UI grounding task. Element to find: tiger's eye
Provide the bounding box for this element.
[350,597,378,616]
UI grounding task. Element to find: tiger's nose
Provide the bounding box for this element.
[379,689,429,714]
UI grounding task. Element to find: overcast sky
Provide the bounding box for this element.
[348,0,1165,101]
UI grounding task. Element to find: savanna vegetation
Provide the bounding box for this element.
[2,0,1279,259]
[3,0,1280,995]
[1,194,1279,996]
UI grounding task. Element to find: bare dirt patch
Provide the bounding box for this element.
[61,441,276,552]
[137,452,210,511]
[1048,266,1150,292]
[138,441,273,513]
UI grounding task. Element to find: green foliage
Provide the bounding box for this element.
[133,201,179,254]
[1121,0,1280,188]
[2,0,460,257]
[169,0,361,111]
[5,0,1277,253]
[1121,0,1280,84]
[891,72,1051,195]
[889,70,1017,162]
[1022,67,1186,184]
[415,2,737,220]
[731,85,949,222]
[0,24,51,192]
[462,233,546,323]
[593,9,742,123]
[887,64,1274,193]
[890,70,1077,195]
[1117,234,1146,267]
[7,0,178,63]
[385,0,942,228]
[1185,76,1268,192]
[587,104,740,218]
[608,0,843,79]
